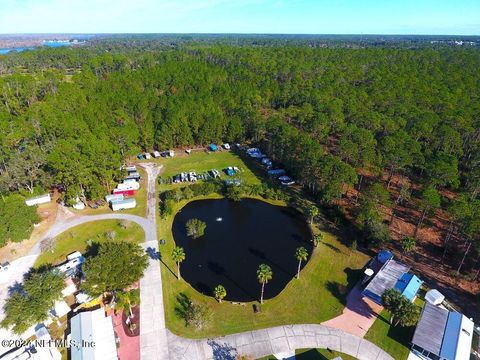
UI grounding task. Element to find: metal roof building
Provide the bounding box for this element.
[362,258,410,304]
[411,302,474,360]
[394,273,423,302]
[70,308,118,360]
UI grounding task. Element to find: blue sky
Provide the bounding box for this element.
[0,0,479,35]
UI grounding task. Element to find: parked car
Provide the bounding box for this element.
[279,175,295,186]
[0,262,11,272]
[188,172,197,182]
[210,169,221,178]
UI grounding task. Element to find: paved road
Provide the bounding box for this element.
[167,324,393,360]
[138,163,170,360]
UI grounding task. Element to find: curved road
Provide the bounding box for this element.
[0,163,393,360]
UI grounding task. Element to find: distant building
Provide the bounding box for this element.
[69,308,118,360]
[411,302,474,360]
[362,250,422,304]
[25,193,51,206]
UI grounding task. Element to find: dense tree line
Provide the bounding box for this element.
[0,42,479,277]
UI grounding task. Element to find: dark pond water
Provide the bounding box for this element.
[172,198,312,302]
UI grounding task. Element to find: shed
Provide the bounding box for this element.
[111,198,136,211]
[70,308,117,360]
[425,289,445,306]
[25,193,51,206]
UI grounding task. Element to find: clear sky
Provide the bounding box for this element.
[0,0,479,35]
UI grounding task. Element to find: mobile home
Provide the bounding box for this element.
[105,194,124,203]
[111,198,136,211]
[25,193,51,206]
[113,188,136,196]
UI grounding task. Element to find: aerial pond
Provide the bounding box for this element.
[172,198,312,302]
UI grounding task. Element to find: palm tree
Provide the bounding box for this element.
[307,205,319,224]
[171,246,186,280]
[312,233,323,247]
[295,247,308,279]
[115,289,140,322]
[213,285,227,303]
[257,264,273,304]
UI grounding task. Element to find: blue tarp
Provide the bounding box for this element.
[377,250,393,264]
[440,312,463,360]
[394,273,422,301]
[209,144,218,151]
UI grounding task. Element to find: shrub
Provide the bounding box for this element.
[225,186,242,201]
[0,194,41,247]
[186,218,207,239]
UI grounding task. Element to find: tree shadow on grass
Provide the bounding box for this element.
[321,241,341,253]
[160,257,177,278]
[325,267,364,306]
[376,314,415,348]
[325,281,349,307]
[174,293,192,325]
[296,349,329,360]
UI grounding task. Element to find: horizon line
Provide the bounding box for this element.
[0,32,480,37]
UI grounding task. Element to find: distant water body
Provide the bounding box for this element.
[0,41,84,55]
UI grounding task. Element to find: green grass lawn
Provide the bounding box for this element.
[156,149,262,187]
[35,220,144,267]
[259,348,357,360]
[156,151,369,338]
[70,166,148,217]
[364,310,413,360]
[363,292,425,360]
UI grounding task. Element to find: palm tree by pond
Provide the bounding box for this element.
[307,205,319,224]
[312,232,323,247]
[172,246,186,280]
[213,285,227,303]
[257,264,273,304]
[295,247,308,279]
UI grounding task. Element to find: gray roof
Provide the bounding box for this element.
[412,302,449,355]
[364,259,410,299]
